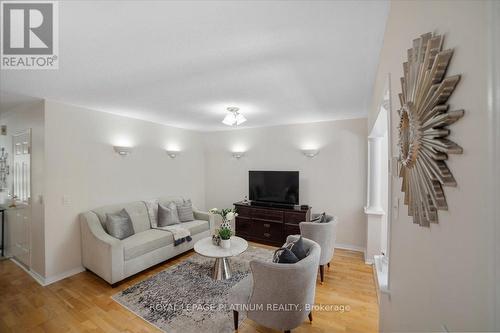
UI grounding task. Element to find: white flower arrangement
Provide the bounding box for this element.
[209,207,239,231]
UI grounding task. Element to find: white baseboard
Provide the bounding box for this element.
[10,258,84,286]
[335,243,367,262]
[10,258,46,286]
[45,266,85,285]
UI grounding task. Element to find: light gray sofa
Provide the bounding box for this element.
[299,214,337,284]
[80,197,211,284]
[230,235,321,333]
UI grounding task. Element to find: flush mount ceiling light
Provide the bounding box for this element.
[113,146,132,156]
[302,149,319,158]
[222,107,247,127]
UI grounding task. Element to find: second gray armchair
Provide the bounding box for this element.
[299,214,337,284]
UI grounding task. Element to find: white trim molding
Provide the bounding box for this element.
[10,258,85,286]
[10,258,45,286]
[335,243,367,263]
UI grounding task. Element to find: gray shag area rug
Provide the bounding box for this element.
[112,245,273,333]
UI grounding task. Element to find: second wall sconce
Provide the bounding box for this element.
[232,151,245,159]
[302,149,319,158]
[166,150,180,158]
[114,146,133,156]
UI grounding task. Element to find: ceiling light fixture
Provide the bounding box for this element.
[222,107,247,126]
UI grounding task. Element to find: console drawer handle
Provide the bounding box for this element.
[263,223,270,228]
[264,233,271,238]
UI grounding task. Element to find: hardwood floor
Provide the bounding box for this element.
[0,246,378,333]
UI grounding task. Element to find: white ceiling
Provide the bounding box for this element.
[0,0,389,131]
[0,91,41,113]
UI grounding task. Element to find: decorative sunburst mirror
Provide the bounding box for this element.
[397,32,464,227]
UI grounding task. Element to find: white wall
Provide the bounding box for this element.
[204,118,367,250]
[369,1,494,331]
[6,100,366,281]
[0,101,45,277]
[43,100,206,279]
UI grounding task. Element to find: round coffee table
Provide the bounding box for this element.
[194,236,248,280]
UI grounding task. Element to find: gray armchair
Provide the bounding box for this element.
[299,214,337,284]
[230,235,320,333]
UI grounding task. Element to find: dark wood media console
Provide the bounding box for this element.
[233,202,311,246]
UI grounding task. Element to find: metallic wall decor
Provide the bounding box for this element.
[397,32,464,227]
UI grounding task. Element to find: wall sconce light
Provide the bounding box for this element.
[302,149,319,158]
[232,151,245,159]
[113,146,133,156]
[166,150,180,158]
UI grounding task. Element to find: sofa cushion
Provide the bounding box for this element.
[93,201,151,233]
[181,219,210,235]
[122,229,174,261]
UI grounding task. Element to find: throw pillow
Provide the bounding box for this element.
[105,209,135,240]
[285,236,308,260]
[311,214,322,223]
[158,202,181,226]
[312,212,326,223]
[320,212,328,222]
[273,247,299,264]
[176,199,194,222]
[144,199,159,228]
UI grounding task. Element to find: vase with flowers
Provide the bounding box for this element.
[209,208,238,248]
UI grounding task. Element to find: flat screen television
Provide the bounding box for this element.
[249,171,299,205]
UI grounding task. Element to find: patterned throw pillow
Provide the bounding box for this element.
[312,212,327,223]
[284,236,307,260]
[158,202,181,226]
[273,247,299,264]
[176,199,194,222]
[105,209,135,240]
